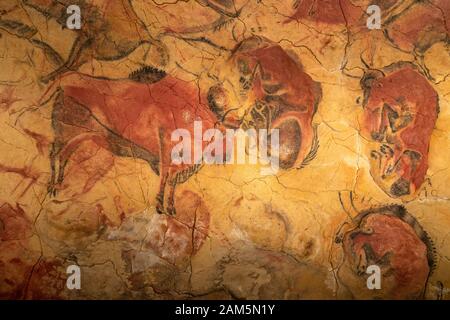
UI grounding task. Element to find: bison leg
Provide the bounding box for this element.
[48,90,66,196]
[48,137,81,197]
[48,91,108,196]
[48,134,106,196]
[48,140,63,196]
[155,128,181,216]
[156,172,168,215]
[166,179,177,216]
[155,127,170,215]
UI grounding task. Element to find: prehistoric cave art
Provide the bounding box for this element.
[335,204,435,299]
[45,68,231,215]
[284,0,405,30]
[208,36,322,170]
[0,202,67,299]
[360,63,439,198]
[45,35,320,216]
[384,0,449,54]
[1,0,169,82]
[0,0,450,300]
[286,0,364,26]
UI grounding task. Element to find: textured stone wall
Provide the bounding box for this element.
[0,0,449,299]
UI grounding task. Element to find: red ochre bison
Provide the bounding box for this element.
[42,36,323,215]
[336,204,435,299]
[43,67,231,215]
[208,36,322,170]
[360,63,439,198]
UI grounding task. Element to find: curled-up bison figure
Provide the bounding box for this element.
[335,204,436,299]
[360,63,439,199]
[208,36,322,170]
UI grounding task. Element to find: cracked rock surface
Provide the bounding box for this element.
[0,0,449,299]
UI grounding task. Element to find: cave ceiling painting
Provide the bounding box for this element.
[0,0,449,300]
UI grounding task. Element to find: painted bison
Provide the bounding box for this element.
[360,63,439,198]
[336,204,435,299]
[44,67,231,215]
[208,36,322,170]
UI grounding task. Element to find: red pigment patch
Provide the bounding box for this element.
[0,203,32,241]
[25,259,66,299]
[146,190,210,265]
[0,203,44,299]
[286,0,363,26]
[0,203,83,299]
[386,2,448,52]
